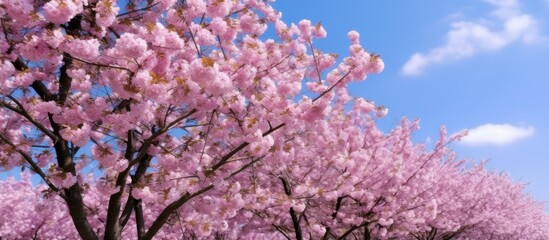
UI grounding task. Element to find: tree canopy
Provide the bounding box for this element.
[0,0,547,239]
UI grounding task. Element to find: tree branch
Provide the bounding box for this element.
[67,55,132,72]
[312,70,352,103]
[363,224,371,240]
[58,53,73,104]
[130,109,197,167]
[289,207,303,240]
[0,134,60,193]
[104,129,135,239]
[226,156,264,179]
[1,96,58,142]
[47,111,97,239]
[134,199,145,239]
[279,177,303,240]
[210,123,285,172]
[11,57,54,101]
[338,222,369,240]
[11,51,96,240]
[141,185,214,240]
[119,154,153,229]
[308,40,322,83]
[272,224,292,240]
[332,195,347,219]
[116,2,159,17]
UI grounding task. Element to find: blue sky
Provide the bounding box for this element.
[273,1,549,206]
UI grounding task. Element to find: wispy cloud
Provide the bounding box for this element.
[460,123,535,146]
[402,0,542,76]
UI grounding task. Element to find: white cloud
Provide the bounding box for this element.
[402,0,542,76]
[460,123,535,146]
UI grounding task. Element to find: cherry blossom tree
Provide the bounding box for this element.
[0,0,547,239]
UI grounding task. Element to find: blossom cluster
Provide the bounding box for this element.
[0,0,547,239]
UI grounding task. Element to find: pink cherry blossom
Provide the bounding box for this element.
[63,38,101,61]
[94,0,119,28]
[114,33,148,59]
[43,0,84,25]
[0,1,546,239]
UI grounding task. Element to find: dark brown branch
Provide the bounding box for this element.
[119,154,153,229]
[134,199,145,239]
[58,53,73,104]
[47,111,97,239]
[31,219,46,240]
[64,183,99,240]
[0,134,60,193]
[184,20,202,58]
[279,177,303,240]
[332,195,347,219]
[2,96,58,141]
[363,224,371,240]
[401,140,452,188]
[10,35,96,240]
[108,27,121,38]
[257,54,291,74]
[441,226,471,240]
[116,2,159,17]
[217,35,228,60]
[67,55,132,72]
[312,70,352,103]
[1,19,11,51]
[289,207,303,240]
[209,142,249,172]
[272,224,292,240]
[141,185,214,240]
[31,80,55,101]
[210,123,285,172]
[322,228,338,240]
[226,156,264,179]
[338,222,369,240]
[279,177,292,195]
[11,58,54,101]
[198,110,217,164]
[0,99,23,114]
[429,228,438,240]
[119,197,138,230]
[9,16,96,240]
[105,129,135,239]
[49,114,72,171]
[104,169,131,239]
[130,109,197,169]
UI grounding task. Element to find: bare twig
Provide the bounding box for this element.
[67,55,132,72]
[2,96,59,142]
[217,35,227,60]
[308,40,322,83]
[184,20,202,58]
[312,69,352,103]
[209,123,285,172]
[130,109,198,167]
[116,2,160,17]
[0,134,60,193]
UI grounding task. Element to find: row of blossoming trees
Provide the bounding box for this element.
[0,0,547,239]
